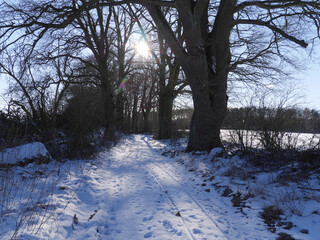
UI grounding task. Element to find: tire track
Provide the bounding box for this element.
[133,135,229,239]
[144,164,197,240]
[145,162,230,240]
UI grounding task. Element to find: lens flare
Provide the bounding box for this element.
[116,78,127,93]
[135,41,150,58]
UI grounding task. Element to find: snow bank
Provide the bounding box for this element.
[208,147,224,159]
[0,142,51,166]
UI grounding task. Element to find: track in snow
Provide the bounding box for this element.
[145,163,229,240]
[101,135,275,240]
[136,136,229,240]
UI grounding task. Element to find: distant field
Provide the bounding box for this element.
[178,129,320,150]
[221,129,320,150]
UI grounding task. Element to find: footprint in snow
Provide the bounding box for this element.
[162,220,173,229]
[193,228,202,234]
[143,216,153,222]
[162,220,178,234]
[144,232,153,238]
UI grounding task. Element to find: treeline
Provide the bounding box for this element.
[0,75,161,158]
[1,93,320,158]
[159,107,320,134]
[223,107,320,134]
[169,107,320,134]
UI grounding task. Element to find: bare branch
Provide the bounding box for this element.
[235,19,308,47]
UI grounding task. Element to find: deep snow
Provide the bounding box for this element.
[1,134,319,239]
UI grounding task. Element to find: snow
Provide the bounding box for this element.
[221,129,320,150]
[1,135,319,239]
[0,142,51,165]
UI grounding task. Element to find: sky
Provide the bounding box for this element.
[299,61,320,110]
[0,63,319,111]
[0,49,319,111]
[0,77,9,110]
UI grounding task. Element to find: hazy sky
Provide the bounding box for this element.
[0,78,8,109]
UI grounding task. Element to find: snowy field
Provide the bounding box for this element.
[220,129,320,150]
[0,134,319,239]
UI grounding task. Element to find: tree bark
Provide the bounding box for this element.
[115,42,125,131]
[181,54,225,151]
[147,0,235,151]
[157,33,172,139]
[157,32,182,139]
[115,92,124,130]
[101,79,116,142]
[142,109,150,133]
[158,91,174,139]
[132,94,138,133]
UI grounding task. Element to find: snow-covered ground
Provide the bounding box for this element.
[1,134,319,239]
[0,142,51,165]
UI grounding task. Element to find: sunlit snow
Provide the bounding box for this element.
[1,135,319,239]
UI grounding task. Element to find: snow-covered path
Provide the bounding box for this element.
[102,135,229,240]
[32,135,276,240]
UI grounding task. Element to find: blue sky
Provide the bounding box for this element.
[299,61,320,110]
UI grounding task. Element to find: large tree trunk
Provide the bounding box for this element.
[147,0,235,151]
[184,54,227,151]
[157,33,174,139]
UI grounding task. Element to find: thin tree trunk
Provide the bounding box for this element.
[142,110,150,133]
[115,92,124,130]
[102,82,115,142]
[132,94,138,133]
[115,49,125,131]
[158,92,174,139]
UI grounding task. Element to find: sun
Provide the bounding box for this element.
[135,41,150,58]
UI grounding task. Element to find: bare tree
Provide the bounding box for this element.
[112,6,136,131]
[0,46,72,141]
[123,74,142,133]
[129,6,187,139]
[1,0,319,151]
[0,1,118,142]
[139,64,158,132]
[139,1,319,151]
[156,23,187,139]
